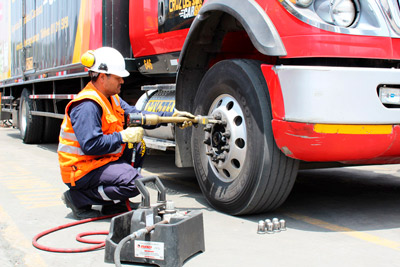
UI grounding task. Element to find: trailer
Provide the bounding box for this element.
[3,0,400,215]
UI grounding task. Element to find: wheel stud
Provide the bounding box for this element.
[221,120,227,126]
[206,151,214,156]
[203,138,211,145]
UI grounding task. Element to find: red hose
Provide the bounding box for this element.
[33,199,133,253]
[32,214,114,253]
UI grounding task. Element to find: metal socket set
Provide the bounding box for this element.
[257,218,286,234]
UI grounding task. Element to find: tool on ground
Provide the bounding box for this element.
[127,113,220,127]
[258,218,287,234]
[105,176,205,267]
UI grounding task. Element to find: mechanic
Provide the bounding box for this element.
[58,47,193,219]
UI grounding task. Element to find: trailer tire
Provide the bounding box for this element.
[19,89,44,144]
[42,100,61,143]
[191,59,299,215]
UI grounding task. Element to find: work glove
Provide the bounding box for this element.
[120,127,144,143]
[173,109,195,119]
[173,109,195,129]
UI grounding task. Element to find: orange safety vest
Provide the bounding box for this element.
[58,82,126,186]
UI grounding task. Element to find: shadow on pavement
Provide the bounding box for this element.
[23,131,400,233]
[243,167,400,232]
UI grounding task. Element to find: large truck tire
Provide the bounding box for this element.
[19,88,44,144]
[191,59,299,215]
[42,100,62,143]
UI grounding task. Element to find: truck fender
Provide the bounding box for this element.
[180,0,286,68]
[175,0,286,167]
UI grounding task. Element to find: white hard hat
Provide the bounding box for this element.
[82,47,129,78]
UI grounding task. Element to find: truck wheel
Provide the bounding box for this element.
[42,100,61,143]
[19,88,44,144]
[191,59,299,215]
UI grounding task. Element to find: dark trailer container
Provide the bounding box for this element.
[0,0,134,143]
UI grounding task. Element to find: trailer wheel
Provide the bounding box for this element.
[191,59,299,215]
[19,89,44,144]
[42,100,61,143]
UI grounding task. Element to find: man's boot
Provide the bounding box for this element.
[101,200,140,215]
[61,191,101,220]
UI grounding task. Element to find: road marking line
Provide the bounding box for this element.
[0,205,47,267]
[0,165,64,209]
[11,188,60,193]
[286,213,400,251]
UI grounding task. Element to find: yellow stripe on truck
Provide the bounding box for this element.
[314,124,393,135]
[72,0,90,63]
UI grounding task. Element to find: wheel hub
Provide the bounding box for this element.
[202,94,247,182]
[212,132,223,147]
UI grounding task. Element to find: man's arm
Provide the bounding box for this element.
[70,100,123,155]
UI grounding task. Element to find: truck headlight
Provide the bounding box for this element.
[280,0,386,36]
[331,0,358,27]
[314,0,359,27]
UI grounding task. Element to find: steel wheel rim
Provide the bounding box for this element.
[203,94,247,182]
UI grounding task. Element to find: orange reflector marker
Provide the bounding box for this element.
[314,124,393,135]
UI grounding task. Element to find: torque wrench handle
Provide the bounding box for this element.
[127,113,220,127]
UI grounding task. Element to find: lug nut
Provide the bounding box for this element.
[203,138,211,145]
[214,114,222,120]
[217,154,226,161]
[221,120,227,126]
[223,131,231,139]
[266,222,274,234]
[222,145,230,152]
[206,151,214,156]
[279,219,286,231]
[257,220,266,234]
[204,125,212,132]
[273,220,281,232]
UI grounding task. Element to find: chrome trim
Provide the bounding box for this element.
[31,111,65,119]
[379,0,400,34]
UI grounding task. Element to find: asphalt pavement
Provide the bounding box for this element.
[1,126,400,267]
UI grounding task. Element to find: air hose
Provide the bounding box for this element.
[33,200,133,253]
[32,214,114,253]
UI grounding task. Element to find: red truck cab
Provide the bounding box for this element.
[131,0,400,214]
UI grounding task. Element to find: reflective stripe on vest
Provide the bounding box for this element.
[112,95,120,106]
[59,130,78,142]
[58,143,85,156]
